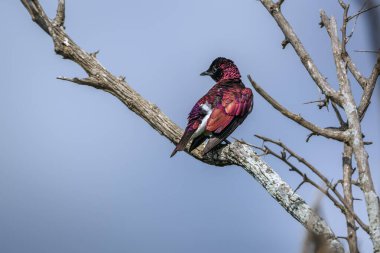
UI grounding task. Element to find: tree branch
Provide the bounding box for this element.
[339,1,349,56]
[248,75,348,142]
[255,142,347,212]
[57,76,105,89]
[259,0,342,106]
[21,0,51,35]
[53,0,65,27]
[357,52,380,121]
[255,134,369,234]
[320,13,348,96]
[331,102,346,128]
[225,143,344,253]
[331,6,368,90]
[321,9,380,252]
[342,144,359,253]
[346,57,367,89]
[20,1,345,252]
[320,10,380,122]
[341,0,367,89]
[347,3,380,22]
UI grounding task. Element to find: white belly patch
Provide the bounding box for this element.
[191,102,212,139]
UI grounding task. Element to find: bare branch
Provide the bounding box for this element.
[337,0,347,9]
[367,51,380,89]
[89,50,100,58]
[320,9,368,89]
[342,144,359,253]
[321,10,379,123]
[354,50,380,54]
[293,176,307,193]
[227,143,345,253]
[303,97,329,110]
[255,134,370,234]
[20,0,51,34]
[306,132,318,142]
[277,0,285,8]
[358,52,380,120]
[340,2,349,55]
[281,37,290,49]
[346,56,368,89]
[346,5,361,44]
[57,76,105,89]
[322,9,380,251]
[331,102,346,128]
[259,144,345,212]
[259,0,342,105]
[248,75,348,142]
[320,13,349,96]
[53,0,65,27]
[347,3,380,22]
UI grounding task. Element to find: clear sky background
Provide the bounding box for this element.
[0,0,379,252]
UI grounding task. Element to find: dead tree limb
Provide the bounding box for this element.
[257,0,379,251]
[248,76,348,142]
[321,10,380,252]
[342,144,359,253]
[254,134,369,234]
[259,0,342,106]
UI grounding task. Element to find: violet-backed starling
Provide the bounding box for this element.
[171,57,253,157]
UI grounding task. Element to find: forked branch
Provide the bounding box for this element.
[254,134,369,234]
[259,0,342,106]
[248,75,348,142]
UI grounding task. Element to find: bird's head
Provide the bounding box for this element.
[200,57,241,82]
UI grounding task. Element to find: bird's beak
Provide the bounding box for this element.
[200,70,212,76]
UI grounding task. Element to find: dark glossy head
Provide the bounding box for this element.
[200,57,241,82]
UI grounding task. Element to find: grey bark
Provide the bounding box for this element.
[343,144,359,253]
[321,13,380,252]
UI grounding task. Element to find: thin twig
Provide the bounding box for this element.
[281,37,290,49]
[347,3,380,21]
[340,1,349,55]
[303,97,329,110]
[57,76,105,89]
[357,52,380,121]
[331,102,346,128]
[354,50,380,53]
[346,0,367,44]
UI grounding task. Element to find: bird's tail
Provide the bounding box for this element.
[170,132,193,157]
[170,147,181,158]
[201,137,223,156]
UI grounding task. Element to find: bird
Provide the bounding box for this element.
[170,57,253,157]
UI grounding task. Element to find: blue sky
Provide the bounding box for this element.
[0,0,379,252]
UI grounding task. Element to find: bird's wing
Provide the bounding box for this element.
[202,87,253,155]
[170,98,210,157]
